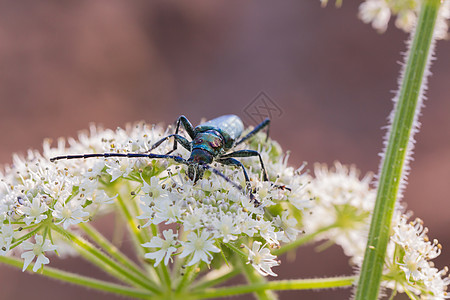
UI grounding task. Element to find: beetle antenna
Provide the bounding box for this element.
[50,153,190,166]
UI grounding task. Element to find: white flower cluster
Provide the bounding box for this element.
[358,0,450,39]
[304,163,375,265]
[0,121,309,276]
[321,0,450,38]
[387,213,450,299]
[306,163,450,299]
[130,128,310,275]
[1,119,447,297]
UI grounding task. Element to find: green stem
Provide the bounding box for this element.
[192,267,241,291]
[189,275,355,299]
[116,194,149,246]
[404,287,421,300]
[116,183,162,283]
[0,256,153,299]
[355,1,440,299]
[222,241,248,258]
[117,183,171,290]
[242,261,276,300]
[73,238,140,287]
[9,224,43,250]
[175,262,198,293]
[51,224,160,294]
[78,223,150,283]
[162,263,173,290]
[272,224,336,256]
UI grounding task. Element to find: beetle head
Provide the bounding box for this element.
[187,148,213,182]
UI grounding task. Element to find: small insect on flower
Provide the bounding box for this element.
[50,115,289,207]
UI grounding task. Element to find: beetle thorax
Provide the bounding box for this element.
[191,130,225,157]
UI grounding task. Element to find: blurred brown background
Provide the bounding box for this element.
[0,1,449,299]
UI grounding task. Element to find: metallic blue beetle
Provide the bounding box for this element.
[50,115,273,205]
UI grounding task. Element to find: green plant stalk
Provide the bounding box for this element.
[222,240,248,258]
[175,262,198,293]
[242,261,276,300]
[78,223,150,283]
[354,0,440,299]
[161,263,173,291]
[0,253,355,299]
[51,224,160,293]
[117,195,172,290]
[115,193,171,287]
[189,275,355,299]
[116,192,171,287]
[121,181,152,243]
[70,235,141,287]
[9,223,44,250]
[222,241,274,300]
[116,194,149,248]
[0,256,153,299]
[272,224,337,256]
[192,268,241,291]
[115,187,160,282]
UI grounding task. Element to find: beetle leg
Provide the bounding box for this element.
[202,163,261,207]
[147,134,190,154]
[235,118,270,145]
[216,158,252,191]
[219,150,291,191]
[170,115,196,154]
[219,150,269,182]
[175,116,196,139]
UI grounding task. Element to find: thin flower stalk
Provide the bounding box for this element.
[242,261,277,300]
[191,267,241,291]
[51,224,160,293]
[78,223,149,283]
[0,255,154,299]
[190,275,356,299]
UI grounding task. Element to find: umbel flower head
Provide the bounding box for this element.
[0,120,448,299]
[305,163,450,299]
[322,0,450,39]
[0,121,310,277]
[359,0,450,39]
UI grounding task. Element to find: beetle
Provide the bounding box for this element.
[50,115,281,206]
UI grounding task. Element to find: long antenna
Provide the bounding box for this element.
[50,152,261,206]
[50,153,189,165]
